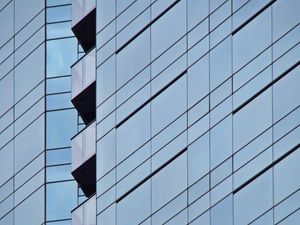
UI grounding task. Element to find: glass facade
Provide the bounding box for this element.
[0,0,79,225]
[96,0,300,224]
[0,0,300,225]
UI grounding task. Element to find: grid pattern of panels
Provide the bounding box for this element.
[45,0,81,224]
[96,0,300,224]
[0,0,46,224]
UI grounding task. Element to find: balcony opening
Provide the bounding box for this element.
[72,0,96,52]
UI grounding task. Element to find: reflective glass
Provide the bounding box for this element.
[15,116,44,172]
[234,170,273,225]
[0,141,13,186]
[0,2,13,48]
[47,5,71,23]
[152,152,187,211]
[116,29,150,88]
[210,37,232,90]
[46,109,77,149]
[151,0,186,59]
[116,105,150,163]
[46,181,77,221]
[210,116,232,168]
[97,0,115,32]
[188,133,209,185]
[273,66,300,122]
[152,75,187,135]
[233,89,272,151]
[188,55,209,108]
[187,0,209,30]
[274,149,300,204]
[233,8,271,72]
[117,181,150,225]
[14,187,44,225]
[15,0,44,32]
[0,72,13,117]
[15,44,45,102]
[273,0,300,41]
[211,195,233,225]
[47,38,77,77]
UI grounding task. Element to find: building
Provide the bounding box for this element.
[0,0,80,224]
[0,0,300,225]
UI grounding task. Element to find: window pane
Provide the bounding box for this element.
[47,38,77,77]
[151,0,186,59]
[233,89,272,151]
[152,75,187,135]
[210,37,232,90]
[0,2,13,47]
[15,187,44,225]
[46,109,77,149]
[0,72,13,117]
[117,181,150,225]
[15,116,44,172]
[15,44,45,102]
[210,116,232,168]
[273,0,300,40]
[234,170,273,225]
[152,152,187,211]
[116,105,150,163]
[116,29,150,89]
[274,149,300,204]
[0,141,13,186]
[15,0,44,32]
[187,0,209,30]
[273,66,300,122]
[188,55,209,108]
[46,181,77,221]
[233,8,271,72]
[188,133,209,185]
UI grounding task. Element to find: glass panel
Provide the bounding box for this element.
[233,89,272,151]
[187,0,209,30]
[273,0,300,41]
[188,55,209,108]
[15,0,44,32]
[72,122,96,171]
[97,130,115,179]
[97,55,115,105]
[117,181,150,225]
[72,0,95,26]
[233,8,271,72]
[0,2,13,48]
[152,75,187,135]
[116,105,150,163]
[274,149,300,204]
[0,141,13,186]
[47,38,77,77]
[234,170,273,225]
[46,109,77,149]
[211,195,233,225]
[188,133,209,186]
[15,44,45,102]
[116,29,150,89]
[14,116,44,172]
[47,5,71,23]
[152,152,187,212]
[47,21,73,39]
[151,0,186,59]
[210,116,232,168]
[273,66,300,122]
[210,37,232,90]
[46,181,77,221]
[14,187,44,225]
[0,72,13,117]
